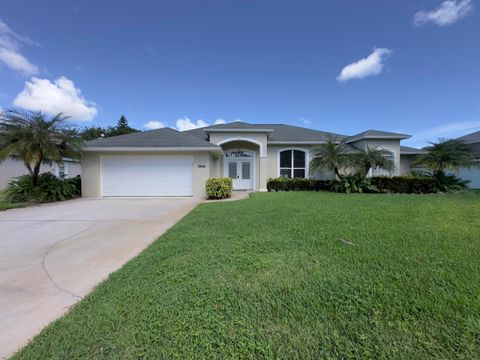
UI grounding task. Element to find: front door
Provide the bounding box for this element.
[225,150,254,190]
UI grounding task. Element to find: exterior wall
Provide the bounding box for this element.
[349,139,401,176]
[0,157,81,189]
[399,155,415,176]
[457,165,480,189]
[81,151,211,198]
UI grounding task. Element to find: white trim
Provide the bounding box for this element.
[99,155,194,197]
[84,146,222,153]
[276,148,310,178]
[206,128,273,133]
[216,137,266,157]
[223,149,256,191]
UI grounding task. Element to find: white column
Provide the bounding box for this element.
[259,155,268,192]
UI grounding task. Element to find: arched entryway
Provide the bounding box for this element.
[224,149,255,190]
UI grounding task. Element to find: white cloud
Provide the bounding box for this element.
[13,76,98,121]
[0,20,39,76]
[405,120,480,147]
[215,119,226,125]
[144,120,166,130]
[176,117,209,131]
[299,117,311,125]
[337,48,392,82]
[414,0,473,26]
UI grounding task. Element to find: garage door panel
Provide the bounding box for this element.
[101,156,193,196]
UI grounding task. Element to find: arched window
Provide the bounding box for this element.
[371,150,394,177]
[279,149,307,178]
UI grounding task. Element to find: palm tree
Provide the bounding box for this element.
[0,109,84,186]
[309,137,352,180]
[351,147,396,177]
[413,139,477,178]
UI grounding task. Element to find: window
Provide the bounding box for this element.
[279,150,307,178]
[58,163,68,178]
[371,150,394,177]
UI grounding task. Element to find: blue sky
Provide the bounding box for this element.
[0,0,479,147]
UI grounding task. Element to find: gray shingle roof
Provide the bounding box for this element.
[400,146,427,155]
[456,131,480,144]
[185,122,347,142]
[346,129,411,143]
[84,127,219,148]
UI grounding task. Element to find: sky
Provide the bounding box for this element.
[0,0,479,147]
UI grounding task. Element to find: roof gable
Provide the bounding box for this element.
[346,129,411,143]
[456,130,480,144]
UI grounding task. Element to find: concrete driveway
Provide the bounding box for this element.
[0,197,200,358]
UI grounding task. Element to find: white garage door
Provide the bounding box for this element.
[101,156,193,196]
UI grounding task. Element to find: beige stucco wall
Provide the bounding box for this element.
[400,155,414,176]
[0,157,81,189]
[81,151,211,198]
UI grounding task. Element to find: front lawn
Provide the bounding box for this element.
[14,192,480,359]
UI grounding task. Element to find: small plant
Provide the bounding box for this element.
[206,177,233,199]
[330,175,378,193]
[4,173,81,203]
[434,173,469,192]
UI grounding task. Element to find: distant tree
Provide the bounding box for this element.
[0,109,83,186]
[79,126,106,141]
[413,139,477,178]
[107,115,139,137]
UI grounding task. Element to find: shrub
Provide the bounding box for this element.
[370,176,437,194]
[434,173,469,192]
[5,173,81,203]
[330,175,377,193]
[267,177,330,192]
[206,177,233,199]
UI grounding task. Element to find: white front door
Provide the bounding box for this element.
[224,150,254,190]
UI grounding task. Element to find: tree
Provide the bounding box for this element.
[79,126,106,141]
[107,115,139,137]
[413,139,477,178]
[309,137,352,180]
[351,147,396,177]
[0,109,84,186]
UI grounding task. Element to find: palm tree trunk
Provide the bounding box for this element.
[24,162,34,176]
[32,160,42,186]
[333,166,343,181]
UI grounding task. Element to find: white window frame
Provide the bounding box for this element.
[57,163,68,178]
[277,148,309,178]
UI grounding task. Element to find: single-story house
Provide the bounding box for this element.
[455,131,480,189]
[0,156,81,189]
[81,122,424,197]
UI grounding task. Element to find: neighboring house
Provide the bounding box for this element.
[81,122,423,197]
[455,131,480,189]
[0,156,81,189]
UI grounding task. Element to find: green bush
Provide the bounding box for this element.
[267,177,330,192]
[5,173,81,203]
[434,173,469,192]
[371,176,437,194]
[267,176,438,194]
[330,175,378,193]
[206,177,233,199]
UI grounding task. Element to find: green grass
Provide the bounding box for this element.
[0,193,32,211]
[14,192,480,359]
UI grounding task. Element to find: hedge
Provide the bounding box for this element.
[206,177,233,199]
[370,176,437,194]
[267,177,330,192]
[267,176,437,194]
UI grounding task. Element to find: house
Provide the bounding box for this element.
[0,156,81,189]
[81,122,423,197]
[455,131,480,189]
